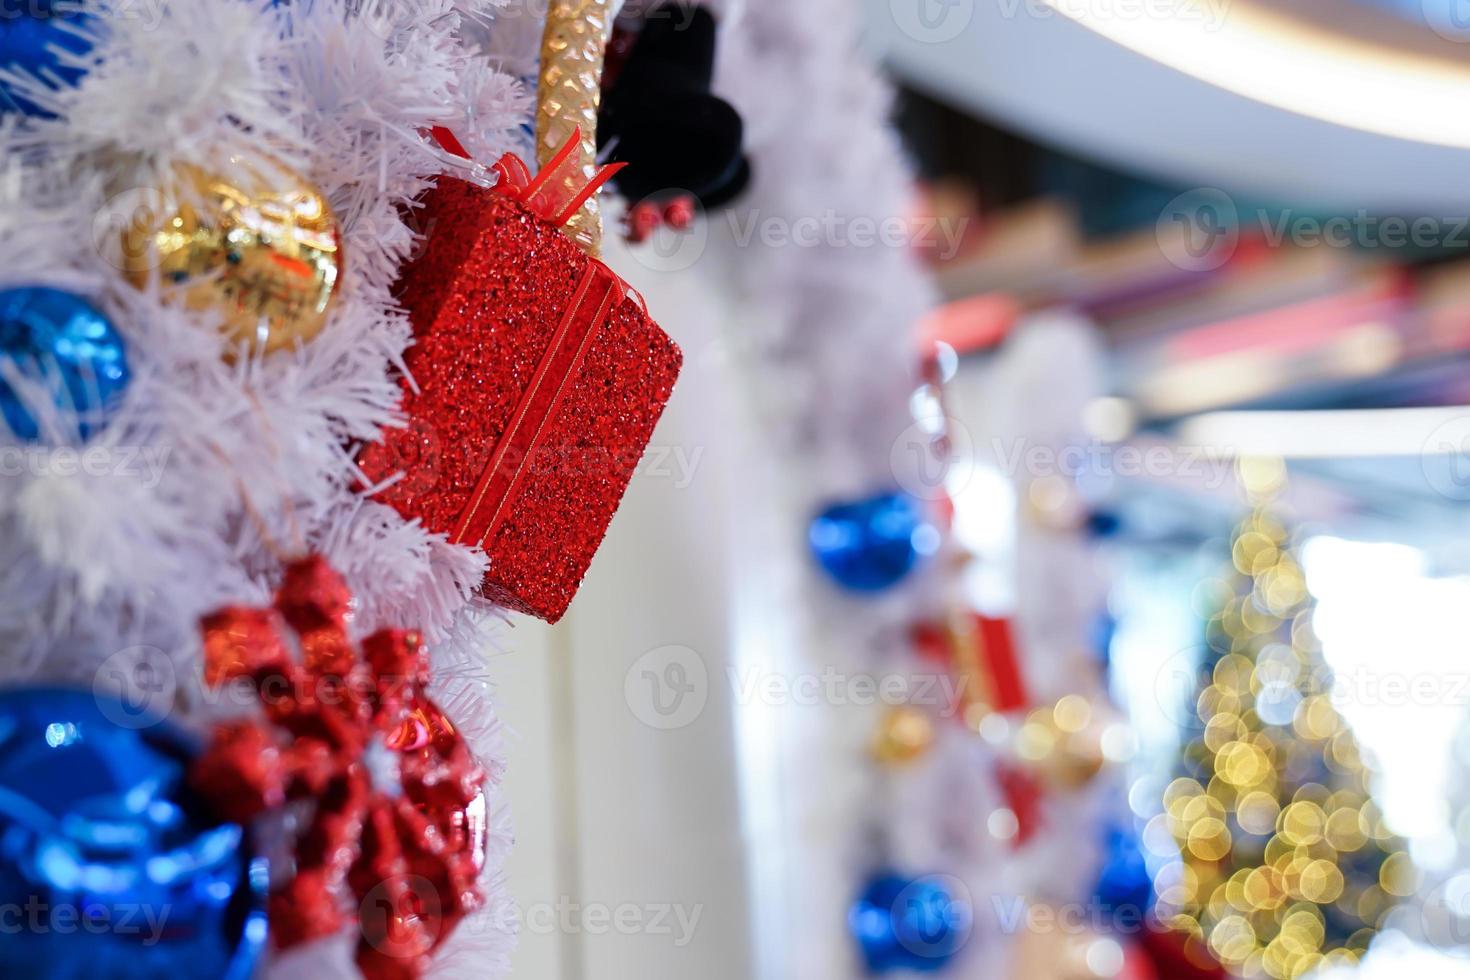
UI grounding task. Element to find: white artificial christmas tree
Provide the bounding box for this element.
[0,2,546,976]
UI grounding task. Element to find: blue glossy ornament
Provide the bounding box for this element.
[1085,509,1122,538]
[849,872,972,973]
[0,287,130,442]
[809,492,931,592]
[0,687,268,979]
[0,1,96,117]
[1093,825,1154,926]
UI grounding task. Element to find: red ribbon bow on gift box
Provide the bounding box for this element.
[190,556,488,980]
[426,128,648,551]
[443,125,626,233]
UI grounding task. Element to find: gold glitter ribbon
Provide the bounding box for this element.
[537,0,614,257]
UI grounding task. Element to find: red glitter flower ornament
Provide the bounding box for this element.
[190,556,488,980]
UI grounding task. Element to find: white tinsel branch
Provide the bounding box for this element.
[0,1,536,975]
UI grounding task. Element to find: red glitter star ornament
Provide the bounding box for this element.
[190,556,489,980]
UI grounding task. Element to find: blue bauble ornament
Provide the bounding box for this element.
[809,492,932,592]
[0,688,268,979]
[0,1,96,117]
[1085,509,1122,538]
[1093,825,1154,926]
[0,287,130,442]
[849,872,972,973]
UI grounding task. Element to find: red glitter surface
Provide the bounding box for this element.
[191,557,488,979]
[360,176,682,622]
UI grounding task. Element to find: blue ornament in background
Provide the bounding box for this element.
[1092,824,1154,927]
[809,492,932,592]
[0,1,96,117]
[1091,610,1118,671]
[0,688,268,979]
[849,872,972,973]
[0,287,130,442]
[1085,508,1122,539]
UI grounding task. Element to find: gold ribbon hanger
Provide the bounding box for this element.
[536,0,616,257]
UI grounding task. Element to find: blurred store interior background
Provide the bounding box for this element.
[490,2,1470,978]
[886,1,1470,975]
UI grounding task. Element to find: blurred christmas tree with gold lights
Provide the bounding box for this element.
[1153,459,1416,979]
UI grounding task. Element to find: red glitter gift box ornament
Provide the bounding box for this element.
[912,612,1028,719]
[912,612,1044,844]
[359,128,682,622]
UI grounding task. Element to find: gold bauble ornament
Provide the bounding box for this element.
[872,706,936,766]
[123,156,343,354]
[1011,695,1129,791]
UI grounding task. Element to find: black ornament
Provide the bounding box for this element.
[599,4,750,208]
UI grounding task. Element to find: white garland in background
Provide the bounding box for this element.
[715,2,1120,975]
[712,0,961,976]
[0,1,536,976]
[958,313,1119,938]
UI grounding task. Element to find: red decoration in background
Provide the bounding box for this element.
[993,764,1043,846]
[359,131,682,623]
[972,615,1025,711]
[912,612,1028,715]
[627,201,663,243]
[623,195,697,243]
[191,557,488,980]
[914,612,1044,844]
[1138,925,1226,980]
[1107,938,1161,980]
[916,292,1019,360]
